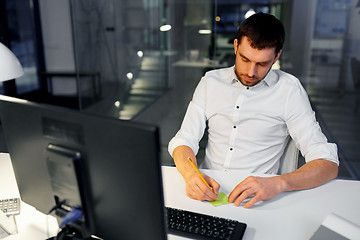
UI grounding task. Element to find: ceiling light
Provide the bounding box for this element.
[160,25,172,32]
[126,72,133,80]
[137,51,144,58]
[245,9,256,19]
[198,30,212,34]
[114,101,121,108]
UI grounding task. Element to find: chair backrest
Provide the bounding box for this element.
[278,137,299,175]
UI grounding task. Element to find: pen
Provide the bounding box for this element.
[187,157,213,192]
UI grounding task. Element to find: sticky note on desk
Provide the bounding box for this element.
[210,192,229,206]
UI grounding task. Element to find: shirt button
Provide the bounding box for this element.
[230,148,233,151]
[236,106,239,109]
[233,126,236,128]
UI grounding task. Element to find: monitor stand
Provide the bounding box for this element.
[46,225,90,240]
[45,144,95,240]
[46,226,99,240]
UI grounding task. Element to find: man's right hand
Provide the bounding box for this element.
[172,145,220,201]
[185,172,220,201]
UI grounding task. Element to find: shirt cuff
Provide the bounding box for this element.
[168,134,200,158]
[304,143,339,166]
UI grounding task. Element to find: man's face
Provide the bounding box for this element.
[234,36,281,86]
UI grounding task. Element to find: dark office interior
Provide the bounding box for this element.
[0,0,359,180]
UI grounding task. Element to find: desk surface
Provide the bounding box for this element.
[2,153,360,240]
[0,153,59,239]
[163,166,360,240]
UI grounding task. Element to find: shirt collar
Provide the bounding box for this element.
[230,65,278,88]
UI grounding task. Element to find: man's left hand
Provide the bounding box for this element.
[228,176,285,208]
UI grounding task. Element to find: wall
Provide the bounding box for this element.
[287,0,317,84]
[346,0,360,89]
[39,0,76,95]
[39,0,75,71]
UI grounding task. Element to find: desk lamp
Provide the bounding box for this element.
[0,42,24,95]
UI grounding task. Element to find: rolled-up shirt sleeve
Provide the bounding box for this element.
[284,80,339,166]
[168,78,207,157]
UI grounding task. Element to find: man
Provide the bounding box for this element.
[168,13,339,208]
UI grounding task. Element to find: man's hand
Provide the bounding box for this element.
[228,176,286,208]
[228,160,338,208]
[185,172,220,201]
[174,144,338,208]
[173,145,220,202]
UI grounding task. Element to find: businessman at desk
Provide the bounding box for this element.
[168,13,339,209]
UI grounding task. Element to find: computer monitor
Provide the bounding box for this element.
[0,95,167,240]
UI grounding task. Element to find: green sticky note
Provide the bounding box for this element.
[210,192,229,206]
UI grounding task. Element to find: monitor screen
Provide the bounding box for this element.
[0,95,167,240]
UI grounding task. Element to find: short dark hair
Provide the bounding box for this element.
[236,12,285,54]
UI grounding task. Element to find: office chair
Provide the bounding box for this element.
[278,137,299,175]
[350,58,360,113]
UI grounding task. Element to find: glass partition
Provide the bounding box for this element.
[2,0,358,178]
[0,0,43,96]
[70,0,280,119]
[69,0,168,119]
[305,0,360,179]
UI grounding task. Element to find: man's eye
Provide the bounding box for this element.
[242,58,249,62]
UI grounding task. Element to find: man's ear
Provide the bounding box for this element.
[233,39,238,55]
[273,49,282,63]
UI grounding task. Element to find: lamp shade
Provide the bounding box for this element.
[0,42,24,82]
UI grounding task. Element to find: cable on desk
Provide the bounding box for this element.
[46,200,84,240]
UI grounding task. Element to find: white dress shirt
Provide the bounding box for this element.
[168,66,339,174]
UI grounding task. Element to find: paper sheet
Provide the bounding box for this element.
[210,192,229,206]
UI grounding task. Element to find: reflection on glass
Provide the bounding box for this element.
[69,0,277,120]
[2,0,359,176]
[66,0,360,178]
[70,0,167,119]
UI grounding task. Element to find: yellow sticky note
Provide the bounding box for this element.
[210,192,229,206]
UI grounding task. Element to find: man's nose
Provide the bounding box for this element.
[247,63,257,77]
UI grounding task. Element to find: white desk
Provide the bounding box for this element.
[163,166,360,240]
[1,153,360,239]
[0,153,59,239]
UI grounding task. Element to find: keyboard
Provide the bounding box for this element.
[0,198,20,216]
[166,207,247,240]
